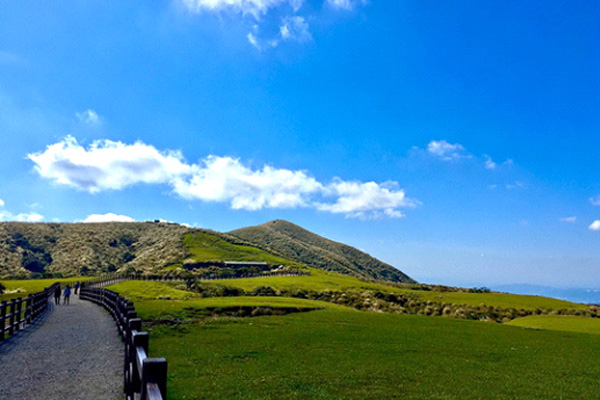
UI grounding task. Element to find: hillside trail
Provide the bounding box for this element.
[0,293,123,400]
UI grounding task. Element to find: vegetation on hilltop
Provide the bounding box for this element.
[230,219,415,283]
[0,222,192,278]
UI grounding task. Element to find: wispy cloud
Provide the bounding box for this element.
[29,136,416,219]
[76,109,100,124]
[280,16,311,43]
[505,181,525,190]
[81,213,135,223]
[180,0,364,49]
[0,50,26,67]
[589,195,600,206]
[559,216,577,223]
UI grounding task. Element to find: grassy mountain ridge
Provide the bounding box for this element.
[229,219,415,283]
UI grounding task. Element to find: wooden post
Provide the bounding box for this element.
[132,331,149,393]
[141,358,168,400]
[15,298,23,332]
[0,301,6,341]
[7,299,16,336]
[25,295,33,324]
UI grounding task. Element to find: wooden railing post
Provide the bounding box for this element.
[141,358,168,400]
[25,295,33,324]
[0,300,6,341]
[15,298,23,332]
[132,331,149,393]
[7,299,16,336]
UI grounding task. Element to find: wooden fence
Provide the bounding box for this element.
[0,283,59,342]
[83,271,310,286]
[80,282,167,400]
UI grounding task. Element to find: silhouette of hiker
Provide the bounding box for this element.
[74,282,80,295]
[63,285,71,305]
[54,285,61,305]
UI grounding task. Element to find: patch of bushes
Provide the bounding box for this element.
[186,279,246,298]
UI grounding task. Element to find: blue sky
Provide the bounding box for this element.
[1,0,599,288]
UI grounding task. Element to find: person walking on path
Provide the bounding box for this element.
[74,282,80,295]
[63,285,71,305]
[54,285,61,305]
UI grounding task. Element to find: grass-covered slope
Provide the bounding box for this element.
[182,231,301,267]
[506,315,600,335]
[230,219,414,283]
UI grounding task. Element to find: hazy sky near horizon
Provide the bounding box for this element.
[1,1,599,288]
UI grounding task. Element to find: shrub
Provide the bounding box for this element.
[251,286,277,296]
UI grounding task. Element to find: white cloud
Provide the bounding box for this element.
[316,180,417,219]
[29,137,416,219]
[28,136,191,193]
[0,210,44,222]
[427,140,469,161]
[484,155,497,170]
[559,216,577,223]
[182,0,297,19]
[326,0,366,10]
[181,0,365,49]
[589,220,600,231]
[76,109,100,124]
[172,155,323,210]
[589,196,600,206]
[280,16,311,43]
[0,200,43,222]
[82,213,136,223]
[484,156,513,170]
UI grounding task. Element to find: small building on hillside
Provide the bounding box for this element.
[223,261,269,270]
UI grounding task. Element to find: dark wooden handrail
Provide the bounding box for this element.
[0,283,59,342]
[80,281,167,400]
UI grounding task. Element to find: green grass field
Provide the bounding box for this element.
[184,232,300,266]
[506,315,600,335]
[106,279,600,399]
[0,277,92,301]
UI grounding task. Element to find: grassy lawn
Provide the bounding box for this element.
[0,277,92,301]
[148,308,599,399]
[506,315,600,335]
[106,279,600,399]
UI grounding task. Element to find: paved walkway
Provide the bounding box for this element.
[0,294,123,400]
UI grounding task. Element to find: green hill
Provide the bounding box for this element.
[230,219,415,283]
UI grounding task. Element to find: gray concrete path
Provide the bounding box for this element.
[0,294,123,400]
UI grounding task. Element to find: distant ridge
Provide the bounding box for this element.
[230,219,415,283]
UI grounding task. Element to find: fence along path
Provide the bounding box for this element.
[0,292,123,400]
